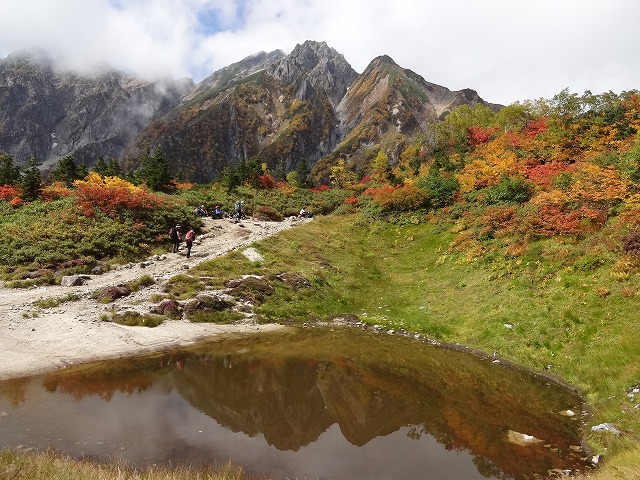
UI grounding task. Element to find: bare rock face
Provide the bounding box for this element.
[0,49,193,168]
[269,40,358,107]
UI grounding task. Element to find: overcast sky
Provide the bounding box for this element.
[1,0,638,106]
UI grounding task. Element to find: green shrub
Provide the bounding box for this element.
[111,311,164,327]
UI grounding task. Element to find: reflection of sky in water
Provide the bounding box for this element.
[1,379,485,479]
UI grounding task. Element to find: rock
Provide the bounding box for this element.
[559,410,576,416]
[506,430,544,446]
[91,266,104,275]
[60,275,88,287]
[183,295,235,314]
[274,272,311,289]
[591,423,621,436]
[151,299,182,316]
[242,247,264,263]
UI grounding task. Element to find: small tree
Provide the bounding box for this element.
[295,159,312,188]
[220,165,239,193]
[50,155,79,186]
[136,147,172,191]
[330,159,357,189]
[20,158,43,201]
[0,153,20,185]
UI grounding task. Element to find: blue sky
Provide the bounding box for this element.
[1,0,639,105]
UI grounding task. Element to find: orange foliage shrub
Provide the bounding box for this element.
[478,206,518,238]
[73,172,169,217]
[259,174,277,189]
[0,185,20,202]
[277,181,297,196]
[362,184,429,212]
[41,182,73,202]
[566,163,627,208]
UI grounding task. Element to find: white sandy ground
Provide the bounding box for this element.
[0,216,310,380]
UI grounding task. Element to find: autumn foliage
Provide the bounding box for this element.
[73,172,170,217]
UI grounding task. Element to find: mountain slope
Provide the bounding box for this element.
[0,50,193,169]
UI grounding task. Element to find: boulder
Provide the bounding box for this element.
[60,275,89,287]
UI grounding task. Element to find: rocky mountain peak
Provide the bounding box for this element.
[269,40,358,106]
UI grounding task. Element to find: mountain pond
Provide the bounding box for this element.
[0,326,593,479]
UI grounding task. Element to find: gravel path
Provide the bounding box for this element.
[0,216,308,380]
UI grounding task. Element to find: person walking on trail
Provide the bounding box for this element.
[234,200,244,223]
[184,228,196,258]
[170,224,181,253]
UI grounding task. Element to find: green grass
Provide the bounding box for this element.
[32,293,82,309]
[0,449,264,480]
[111,311,165,327]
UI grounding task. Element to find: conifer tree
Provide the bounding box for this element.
[92,155,108,176]
[51,155,78,186]
[295,159,311,188]
[136,147,172,191]
[220,165,239,193]
[19,158,42,201]
[0,153,20,185]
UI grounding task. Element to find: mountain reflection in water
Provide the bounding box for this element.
[0,327,591,479]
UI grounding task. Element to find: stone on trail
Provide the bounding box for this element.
[60,275,90,287]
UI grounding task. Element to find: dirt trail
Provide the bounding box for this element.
[0,216,308,380]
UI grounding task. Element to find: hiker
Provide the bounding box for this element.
[211,205,223,219]
[234,200,244,223]
[195,205,207,217]
[184,228,195,258]
[170,224,181,253]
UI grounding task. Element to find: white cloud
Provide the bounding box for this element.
[1,0,638,105]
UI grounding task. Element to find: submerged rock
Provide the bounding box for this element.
[506,430,544,446]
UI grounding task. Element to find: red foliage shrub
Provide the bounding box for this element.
[344,196,359,205]
[467,126,497,147]
[75,183,169,217]
[259,174,277,189]
[525,117,549,137]
[309,184,330,192]
[524,162,572,188]
[0,185,20,202]
[41,182,73,202]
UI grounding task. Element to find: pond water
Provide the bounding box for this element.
[0,327,591,479]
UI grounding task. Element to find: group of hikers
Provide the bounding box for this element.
[174,201,311,257]
[173,200,247,257]
[195,204,224,219]
[169,224,196,258]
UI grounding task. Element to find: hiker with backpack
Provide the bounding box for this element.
[169,225,181,253]
[234,200,244,223]
[184,228,196,258]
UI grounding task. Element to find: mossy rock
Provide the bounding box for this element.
[273,272,312,289]
[183,295,235,314]
[151,298,182,317]
[225,276,275,303]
